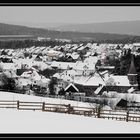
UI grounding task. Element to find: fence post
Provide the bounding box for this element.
[68,104,73,114]
[126,111,129,122]
[97,106,101,118]
[42,102,45,111]
[67,104,70,114]
[17,100,19,109]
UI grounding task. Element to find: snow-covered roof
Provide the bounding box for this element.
[0,63,16,70]
[74,73,132,87]
[77,46,85,51]
[21,71,33,78]
[53,73,61,78]
[53,72,73,82]
[84,52,91,57]
[46,50,61,56]
[71,45,79,50]
[84,56,98,65]
[71,53,79,60]
[40,77,50,83]
[17,78,32,86]
[20,70,42,81]
[33,61,49,71]
[74,61,95,71]
[133,43,140,46]
[14,58,34,66]
[97,66,115,70]
[42,48,49,55]
[83,76,105,86]
[63,69,78,76]
[109,75,130,86]
[123,44,133,49]
[65,83,79,92]
[51,61,76,70]
[101,105,112,110]
[31,71,41,81]
[94,85,104,95]
[127,87,135,93]
[74,74,105,86]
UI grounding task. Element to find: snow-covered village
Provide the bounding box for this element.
[1,5,140,135]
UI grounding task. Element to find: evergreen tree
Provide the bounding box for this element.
[48,77,57,95]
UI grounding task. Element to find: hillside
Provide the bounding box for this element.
[52,20,140,36]
[0,91,140,133]
[0,22,139,42]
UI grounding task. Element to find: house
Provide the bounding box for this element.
[73,61,96,76]
[53,72,74,83]
[32,61,49,71]
[0,56,13,63]
[84,56,98,65]
[62,69,79,78]
[50,61,75,71]
[73,54,139,96]
[123,44,133,50]
[0,72,11,87]
[73,71,107,96]
[13,58,34,69]
[14,77,32,92]
[84,52,91,58]
[66,53,80,62]
[21,70,50,88]
[46,50,62,60]
[105,75,132,93]
[132,43,140,52]
[73,54,138,96]
[42,48,49,55]
[77,46,88,54]
[0,62,18,78]
[53,69,79,84]
[70,45,79,52]
[34,55,43,61]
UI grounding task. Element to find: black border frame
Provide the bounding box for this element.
[0,2,140,139]
[0,2,140,6]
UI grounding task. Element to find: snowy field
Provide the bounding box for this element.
[0,91,92,108]
[0,109,140,133]
[0,91,140,133]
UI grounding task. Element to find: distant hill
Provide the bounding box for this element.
[0,22,140,42]
[51,20,140,36]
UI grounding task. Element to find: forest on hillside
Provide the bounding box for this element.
[1,23,140,42]
[1,38,140,50]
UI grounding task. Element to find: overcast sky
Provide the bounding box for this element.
[0,6,140,24]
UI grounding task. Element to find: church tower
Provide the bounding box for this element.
[127,55,138,86]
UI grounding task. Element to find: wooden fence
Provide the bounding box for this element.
[0,100,140,123]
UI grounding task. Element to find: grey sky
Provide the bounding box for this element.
[0,6,140,24]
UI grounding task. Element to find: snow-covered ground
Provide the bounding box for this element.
[0,91,92,108]
[0,91,140,133]
[0,109,140,133]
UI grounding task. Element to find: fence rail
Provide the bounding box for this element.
[0,100,139,123]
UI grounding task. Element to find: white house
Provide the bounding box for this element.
[73,60,96,76]
[133,43,140,52]
[15,77,32,91]
[0,62,18,78]
[50,61,76,70]
[21,70,50,88]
